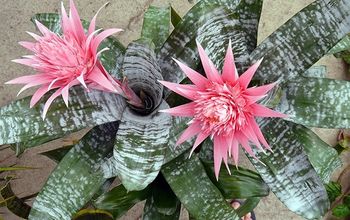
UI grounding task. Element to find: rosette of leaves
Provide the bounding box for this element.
[2,0,350,219]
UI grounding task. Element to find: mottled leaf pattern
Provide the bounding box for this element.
[141,6,170,52]
[303,66,327,78]
[329,34,350,54]
[250,0,350,82]
[113,101,171,191]
[249,118,329,220]
[162,155,239,220]
[278,77,350,128]
[0,88,125,147]
[29,122,119,220]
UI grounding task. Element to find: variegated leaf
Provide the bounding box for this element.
[122,39,163,111]
[249,118,329,220]
[0,88,125,146]
[29,122,119,220]
[141,6,171,52]
[162,154,239,220]
[250,0,350,82]
[157,0,262,96]
[277,77,350,128]
[113,101,171,191]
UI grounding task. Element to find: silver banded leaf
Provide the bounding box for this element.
[29,122,119,220]
[303,66,327,78]
[141,6,171,52]
[250,0,350,82]
[249,118,329,220]
[277,77,350,128]
[0,88,125,146]
[157,0,262,96]
[289,123,342,183]
[162,155,239,220]
[122,39,163,110]
[113,101,172,191]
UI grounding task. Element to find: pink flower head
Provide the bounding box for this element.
[159,41,287,179]
[6,0,127,118]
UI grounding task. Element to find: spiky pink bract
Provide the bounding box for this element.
[6,0,132,118]
[159,41,287,179]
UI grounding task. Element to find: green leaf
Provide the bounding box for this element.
[278,77,350,128]
[162,154,239,220]
[170,7,182,28]
[248,118,329,220]
[143,175,181,220]
[93,184,150,219]
[40,146,73,163]
[0,88,126,147]
[250,0,350,82]
[0,166,35,172]
[0,181,31,219]
[332,204,350,218]
[201,160,270,199]
[113,101,171,191]
[29,122,119,219]
[157,0,262,94]
[325,182,342,203]
[141,6,171,52]
[290,123,342,183]
[344,195,350,207]
[72,209,114,220]
[235,198,260,218]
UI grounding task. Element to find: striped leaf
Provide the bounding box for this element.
[29,122,119,220]
[113,101,171,191]
[122,39,164,111]
[72,210,113,220]
[111,39,171,191]
[0,88,125,146]
[157,0,262,95]
[249,118,330,220]
[141,6,171,52]
[162,154,239,220]
[250,0,350,82]
[278,77,350,128]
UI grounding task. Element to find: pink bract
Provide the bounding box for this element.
[6,0,125,118]
[159,41,287,179]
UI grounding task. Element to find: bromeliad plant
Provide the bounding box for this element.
[1,0,350,219]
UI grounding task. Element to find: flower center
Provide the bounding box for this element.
[194,82,248,136]
[34,34,93,82]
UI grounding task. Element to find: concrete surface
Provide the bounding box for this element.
[0,0,348,220]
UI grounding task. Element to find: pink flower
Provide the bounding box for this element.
[159,41,287,179]
[6,0,140,118]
